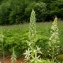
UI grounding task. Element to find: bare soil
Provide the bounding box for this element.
[0,56,26,63]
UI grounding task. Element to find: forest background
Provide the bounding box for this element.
[0,0,63,25]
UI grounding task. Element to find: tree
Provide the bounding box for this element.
[0,1,11,25]
[50,0,63,19]
[25,2,36,22]
[34,2,47,21]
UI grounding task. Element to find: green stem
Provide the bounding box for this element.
[2,40,4,63]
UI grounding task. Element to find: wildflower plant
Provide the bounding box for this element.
[24,46,42,63]
[24,10,42,63]
[28,9,37,47]
[48,17,60,61]
[0,28,5,63]
[11,47,16,63]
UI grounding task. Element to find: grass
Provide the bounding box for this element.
[0,21,63,39]
[0,21,63,29]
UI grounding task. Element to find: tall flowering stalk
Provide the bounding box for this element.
[48,17,60,61]
[11,47,16,63]
[28,9,37,47]
[0,28,5,63]
[24,10,42,63]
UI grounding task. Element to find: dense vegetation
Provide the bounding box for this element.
[0,21,63,58]
[0,0,63,25]
[0,9,63,62]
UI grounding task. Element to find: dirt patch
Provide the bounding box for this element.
[0,56,26,63]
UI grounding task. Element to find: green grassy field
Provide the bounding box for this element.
[0,21,63,44]
[0,21,63,29]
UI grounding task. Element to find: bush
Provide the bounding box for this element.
[2,29,28,57]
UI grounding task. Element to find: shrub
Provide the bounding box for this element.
[3,29,28,57]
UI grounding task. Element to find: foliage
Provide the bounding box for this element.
[9,0,26,24]
[0,0,63,25]
[48,17,60,61]
[24,10,42,63]
[3,29,28,57]
[0,18,63,62]
[36,35,49,58]
[0,21,63,59]
[24,10,61,63]
[28,9,37,46]
[34,2,47,21]
[50,0,63,19]
[0,28,5,63]
[0,1,11,25]
[11,47,16,63]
